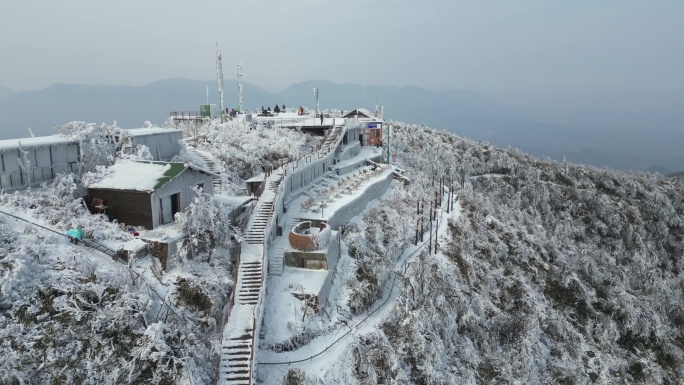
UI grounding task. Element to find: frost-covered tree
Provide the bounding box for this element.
[174,188,233,263]
[55,121,131,173]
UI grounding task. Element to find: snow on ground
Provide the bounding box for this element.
[0,169,233,384]
[257,168,462,384]
[263,268,330,346]
[258,146,396,349]
[289,165,393,221]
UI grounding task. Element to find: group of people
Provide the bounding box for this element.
[260,105,286,115]
[254,105,327,121]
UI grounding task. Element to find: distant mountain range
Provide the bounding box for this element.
[0,86,16,101]
[0,78,682,173]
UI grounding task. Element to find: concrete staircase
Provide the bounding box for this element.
[268,247,284,276]
[321,125,343,150]
[218,124,351,384]
[218,258,264,383]
[218,174,283,384]
[266,174,282,193]
[237,261,263,305]
[243,202,272,245]
[219,329,253,384]
[187,148,222,194]
[268,216,297,277]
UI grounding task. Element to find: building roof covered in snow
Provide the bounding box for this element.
[127,127,184,137]
[0,135,76,151]
[88,161,191,192]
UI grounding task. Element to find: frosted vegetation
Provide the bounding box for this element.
[1,117,683,384]
[0,119,316,384]
[333,123,684,384]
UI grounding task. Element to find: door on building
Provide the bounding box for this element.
[160,193,181,224]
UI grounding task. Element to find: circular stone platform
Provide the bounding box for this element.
[289,221,331,251]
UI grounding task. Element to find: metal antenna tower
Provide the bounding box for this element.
[236,62,244,113]
[216,43,225,123]
[314,87,320,114]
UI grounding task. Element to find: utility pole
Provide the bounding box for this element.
[415,199,422,245]
[434,219,439,254]
[415,219,419,246]
[236,62,244,114]
[313,88,319,115]
[386,124,392,164]
[429,219,432,254]
[216,43,225,123]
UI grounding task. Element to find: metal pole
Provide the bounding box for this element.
[216,44,225,123]
[429,219,432,254]
[420,218,424,242]
[434,219,439,254]
[415,219,419,246]
[386,124,391,164]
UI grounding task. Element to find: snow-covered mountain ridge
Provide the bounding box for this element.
[1,118,683,384]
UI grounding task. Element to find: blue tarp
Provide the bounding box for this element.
[66,229,84,241]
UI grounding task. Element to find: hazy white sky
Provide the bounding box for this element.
[1,0,683,95]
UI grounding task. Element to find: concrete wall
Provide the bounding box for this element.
[335,141,360,162]
[284,251,327,269]
[318,271,335,315]
[325,171,394,230]
[283,158,332,198]
[318,232,340,314]
[284,230,339,272]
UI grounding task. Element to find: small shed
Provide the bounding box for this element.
[0,135,80,191]
[246,173,265,196]
[126,127,184,161]
[87,161,214,229]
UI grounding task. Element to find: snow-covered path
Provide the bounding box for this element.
[217,122,348,385]
[257,195,462,381]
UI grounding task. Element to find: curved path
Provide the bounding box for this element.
[256,196,460,376]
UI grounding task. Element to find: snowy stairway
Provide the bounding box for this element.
[237,261,263,305]
[243,202,273,244]
[268,219,295,276]
[268,247,285,276]
[187,148,222,194]
[267,177,281,193]
[219,328,254,384]
[320,126,343,151]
